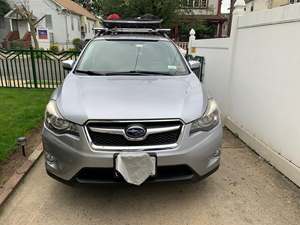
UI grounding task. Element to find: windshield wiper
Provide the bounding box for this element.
[75,69,106,76]
[105,70,173,76]
[105,71,142,76]
[133,70,173,76]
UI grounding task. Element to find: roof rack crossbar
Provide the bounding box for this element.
[102,19,163,24]
[101,19,163,29]
[93,19,170,37]
[93,27,171,37]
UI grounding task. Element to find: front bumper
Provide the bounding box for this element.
[42,122,223,184]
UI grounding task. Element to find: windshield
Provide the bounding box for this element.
[75,39,189,76]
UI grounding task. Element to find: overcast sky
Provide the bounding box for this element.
[221,0,231,13]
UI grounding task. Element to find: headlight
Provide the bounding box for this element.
[190,98,220,134]
[45,100,79,136]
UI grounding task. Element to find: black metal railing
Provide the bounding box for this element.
[0,48,205,89]
[0,47,80,89]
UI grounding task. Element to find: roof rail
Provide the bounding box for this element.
[93,27,171,37]
[93,19,170,37]
[102,19,163,29]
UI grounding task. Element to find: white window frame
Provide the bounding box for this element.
[45,15,53,29]
[71,15,74,31]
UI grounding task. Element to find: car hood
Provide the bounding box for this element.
[55,74,206,125]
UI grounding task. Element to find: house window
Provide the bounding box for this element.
[71,15,74,31]
[290,0,295,3]
[49,32,54,44]
[181,0,207,8]
[78,18,81,31]
[181,0,193,8]
[200,0,208,8]
[187,0,193,7]
[45,15,53,29]
[194,0,201,8]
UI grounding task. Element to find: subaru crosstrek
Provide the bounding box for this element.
[42,26,222,185]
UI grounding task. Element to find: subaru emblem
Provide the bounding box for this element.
[125,125,147,140]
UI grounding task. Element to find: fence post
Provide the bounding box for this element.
[188,28,196,56]
[29,46,38,88]
[226,0,246,118]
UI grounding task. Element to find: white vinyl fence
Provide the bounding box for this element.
[189,0,300,186]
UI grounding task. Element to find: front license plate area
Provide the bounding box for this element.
[113,153,157,179]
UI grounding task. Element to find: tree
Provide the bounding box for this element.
[73,0,183,26]
[122,0,182,26]
[73,0,216,39]
[14,0,40,49]
[178,21,217,41]
[0,0,10,16]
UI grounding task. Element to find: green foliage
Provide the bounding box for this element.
[73,0,216,40]
[10,40,26,50]
[178,21,217,41]
[67,47,77,51]
[73,0,182,26]
[123,0,182,26]
[33,48,46,59]
[72,38,81,51]
[0,88,52,161]
[0,0,10,16]
[49,44,59,53]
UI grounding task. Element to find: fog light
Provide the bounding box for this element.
[208,149,221,168]
[45,152,56,162]
[212,148,221,158]
[45,152,57,170]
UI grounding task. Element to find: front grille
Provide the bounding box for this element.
[75,165,195,183]
[86,120,183,149]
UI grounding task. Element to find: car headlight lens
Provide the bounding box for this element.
[45,100,79,136]
[190,98,220,134]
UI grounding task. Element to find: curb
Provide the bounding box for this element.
[0,143,43,206]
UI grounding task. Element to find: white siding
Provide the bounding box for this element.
[27,0,96,49]
[189,3,300,186]
[245,0,272,12]
[84,19,96,39]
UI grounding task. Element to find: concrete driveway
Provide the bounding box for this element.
[0,129,299,225]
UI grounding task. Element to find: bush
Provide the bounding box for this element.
[10,40,25,49]
[50,44,59,53]
[34,48,46,59]
[72,38,81,51]
[67,47,77,51]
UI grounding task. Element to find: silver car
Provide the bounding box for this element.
[42,29,222,185]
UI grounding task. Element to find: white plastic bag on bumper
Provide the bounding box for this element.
[115,152,156,186]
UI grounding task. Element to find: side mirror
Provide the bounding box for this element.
[62,60,75,71]
[188,60,201,78]
[189,60,201,70]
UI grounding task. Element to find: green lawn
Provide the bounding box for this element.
[0,88,52,161]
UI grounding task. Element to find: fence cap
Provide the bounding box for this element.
[189,29,196,36]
